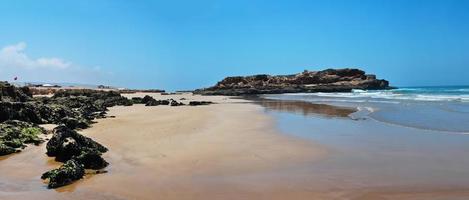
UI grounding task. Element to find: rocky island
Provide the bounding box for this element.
[194,68,392,95]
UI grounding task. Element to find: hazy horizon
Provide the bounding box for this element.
[1,0,468,90]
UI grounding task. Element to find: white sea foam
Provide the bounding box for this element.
[283,89,469,102]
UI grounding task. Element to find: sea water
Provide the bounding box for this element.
[264,86,469,133]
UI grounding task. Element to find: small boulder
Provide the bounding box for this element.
[189,101,213,106]
[72,148,109,170]
[41,159,85,189]
[170,100,184,106]
[61,117,90,130]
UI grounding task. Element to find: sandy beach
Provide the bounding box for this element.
[2,92,469,199]
[0,93,327,200]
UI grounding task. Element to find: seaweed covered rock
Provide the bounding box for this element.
[141,95,155,104]
[0,81,32,102]
[131,97,144,104]
[0,102,44,123]
[0,143,17,156]
[1,86,134,130]
[170,99,184,106]
[72,148,109,169]
[43,125,109,188]
[46,125,107,162]
[60,117,90,130]
[52,89,133,107]
[189,101,213,106]
[41,159,85,188]
[0,120,45,156]
[145,99,170,106]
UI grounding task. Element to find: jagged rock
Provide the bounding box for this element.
[43,126,108,188]
[131,97,144,104]
[53,89,133,107]
[72,148,109,170]
[41,159,85,188]
[194,68,393,95]
[0,102,44,123]
[170,99,184,106]
[1,85,134,129]
[0,81,32,102]
[145,99,159,106]
[189,101,213,106]
[46,126,107,162]
[60,117,89,130]
[159,100,170,105]
[0,82,122,188]
[141,95,155,104]
[145,99,170,106]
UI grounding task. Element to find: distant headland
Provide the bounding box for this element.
[194,68,393,96]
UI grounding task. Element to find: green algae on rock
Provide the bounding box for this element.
[0,120,46,156]
[41,159,85,188]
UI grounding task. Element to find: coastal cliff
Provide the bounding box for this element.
[194,68,392,95]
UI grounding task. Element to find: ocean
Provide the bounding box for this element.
[263,86,469,133]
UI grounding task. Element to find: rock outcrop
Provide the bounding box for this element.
[189,101,213,106]
[0,83,131,188]
[0,81,32,102]
[42,125,109,188]
[194,68,392,95]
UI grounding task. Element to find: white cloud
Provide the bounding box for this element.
[0,42,112,85]
[0,42,71,69]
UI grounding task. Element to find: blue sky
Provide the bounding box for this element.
[0,0,468,90]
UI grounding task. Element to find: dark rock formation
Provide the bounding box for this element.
[0,83,128,188]
[189,101,213,106]
[72,148,109,170]
[0,81,32,102]
[145,99,170,106]
[170,99,184,106]
[131,97,144,104]
[142,95,156,104]
[194,68,392,95]
[42,125,109,188]
[0,87,134,129]
[46,126,107,162]
[41,159,85,188]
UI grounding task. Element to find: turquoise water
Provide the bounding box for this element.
[264,86,469,133]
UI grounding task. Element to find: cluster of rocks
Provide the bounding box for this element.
[131,95,184,106]
[0,81,32,102]
[189,101,213,106]
[194,68,393,95]
[1,82,217,188]
[0,83,134,188]
[41,125,108,188]
[0,120,45,155]
[131,95,214,106]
